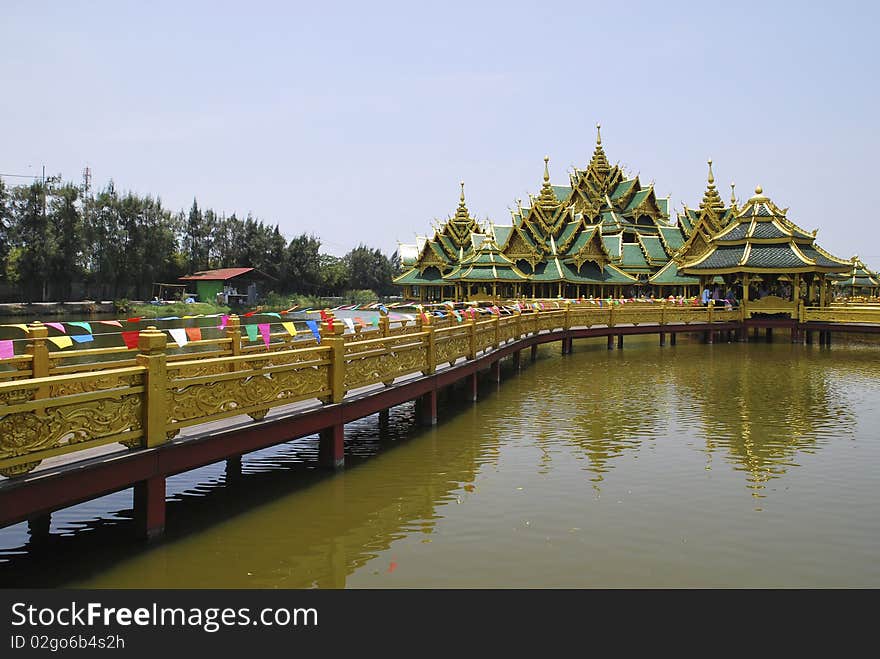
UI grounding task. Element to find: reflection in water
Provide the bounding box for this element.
[0,336,878,587]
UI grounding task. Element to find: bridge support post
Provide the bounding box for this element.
[27,512,51,546]
[418,390,438,426]
[468,372,478,402]
[806,331,813,345]
[670,332,677,346]
[379,408,390,428]
[530,344,538,361]
[490,359,501,383]
[753,327,759,341]
[607,335,613,350]
[617,334,623,350]
[766,327,773,343]
[134,475,166,541]
[706,330,713,344]
[659,332,665,346]
[512,350,521,370]
[225,455,242,484]
[826,331,832,347]
[319,424,345,469]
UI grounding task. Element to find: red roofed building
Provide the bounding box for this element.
[179,267,275,305]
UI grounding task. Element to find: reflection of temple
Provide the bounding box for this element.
[675,345,856,497]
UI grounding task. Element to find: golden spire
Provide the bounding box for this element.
[453,180,470,223]
[588,122,610,177]
[730,182,736,206]
[749,184,768,202]
[538,156,558,207]
[699,158,723,211]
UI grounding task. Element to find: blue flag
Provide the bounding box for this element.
[305,319,321,343]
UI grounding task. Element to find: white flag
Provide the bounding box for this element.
[168,328,188,347]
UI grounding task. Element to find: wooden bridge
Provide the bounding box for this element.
[2,301,879,541]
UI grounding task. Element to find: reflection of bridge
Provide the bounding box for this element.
[1,302,879,542]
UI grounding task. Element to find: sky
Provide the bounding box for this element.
[2,0,878,264]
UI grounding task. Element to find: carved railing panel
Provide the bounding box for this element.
[0,367,145,477]
[343,334,428,390]
[434,326,471,365]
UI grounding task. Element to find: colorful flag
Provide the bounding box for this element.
[71,334,94,344]
[305,319,321,342]
[68,321,92,333]
[46,322,66,333]
[281,322,297,337]
[121,331,140,349]
[263,312,281,318]
[127,317,142,323]
[185,327,202,342]
[7,324,29,333]
[244,324,259,342]
[217,314,229,330]
[243,311,255,318]
[48,336,73,349]
[343,318,355,333]
[168,328,188,347]
[0,340,13,359]
[354,317,367,328]
[258,323,271,348]
[98,320,123,327]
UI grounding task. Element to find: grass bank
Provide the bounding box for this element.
[125,301,231,318]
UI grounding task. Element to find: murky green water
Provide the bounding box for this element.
[1,335,879,587]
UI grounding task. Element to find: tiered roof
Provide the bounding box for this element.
[679,185,850,275]
[832,256,879,290]
[394,126,696,291]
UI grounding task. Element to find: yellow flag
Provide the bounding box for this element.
[7,324,29,333]
[282,322,297,337]
[48,336,73,349]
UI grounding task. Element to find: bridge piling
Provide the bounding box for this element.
[617,334,623,350]
[225,455,243,484]
[530,344,538,361]
[134,476,166,541]
[806,330,813,345]
[418,390,438,426]
[767,328,774,343]
[607,335,614,350]
[318,424,345,469]
[27,513,51,547]
[670,332,677,346]
[379,408,390,428]
[659,332,665,346]
[490,359,501,383]
[468,372,478,401]
[512,349,521,370]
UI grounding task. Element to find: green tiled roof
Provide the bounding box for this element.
[601,233,622,259]
[492,225,513,248]
[658,226,685,251]
[798,247,849,269]
[656,197,668,216]
[684,246,745,270]
[742,245,809,269]
[566,226,600,255]
[530,259,566,282]
[394,267,446,284]
[648,261,699,285]
[620,243,649,269]
[552,186,571,203]
[638,235,667,260]
[624,189,651,212]
[556,221,581,249]
[610,179,636,201]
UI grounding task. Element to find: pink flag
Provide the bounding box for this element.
[258,323,271,348]
[217,315,229,330]
[46,322,66,333]
[99,320,123,327]
[0,340,13,359]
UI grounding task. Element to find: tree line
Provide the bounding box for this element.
[0,177,400,302]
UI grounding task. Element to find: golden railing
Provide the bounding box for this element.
[0,302,765,478]
[802,306,880,324]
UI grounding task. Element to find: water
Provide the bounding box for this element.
[1,335,878,588]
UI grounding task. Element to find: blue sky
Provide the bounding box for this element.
[2,0,877,264]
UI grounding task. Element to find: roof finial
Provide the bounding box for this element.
[543,155,550,183]
[755,185,763,195]
[730,182,736,206]
[596,123,602,145]
[707,158,715,185]
[460,180,465,202]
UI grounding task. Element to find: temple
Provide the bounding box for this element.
[394,127,865,311]
[395,125,688,301]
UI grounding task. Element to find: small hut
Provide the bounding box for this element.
[179,267,275,306]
